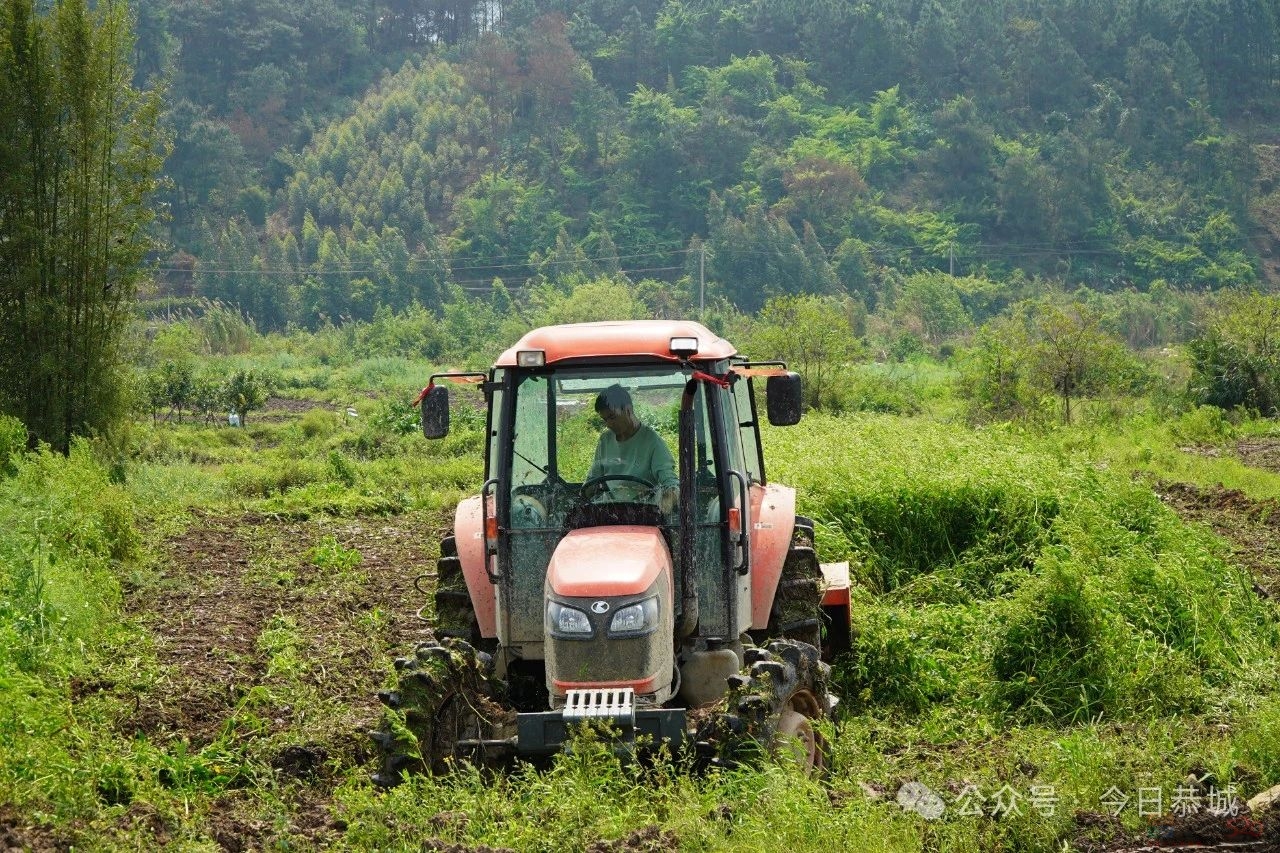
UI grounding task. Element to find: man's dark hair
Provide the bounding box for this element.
[594,384,632,413]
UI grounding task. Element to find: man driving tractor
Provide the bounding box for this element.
[584,384,679,513]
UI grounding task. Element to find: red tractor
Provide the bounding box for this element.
[371,320,851,783]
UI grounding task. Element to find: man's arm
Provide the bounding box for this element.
[646,430,679,513]
[586,430,611,482]
[581,432,611,499]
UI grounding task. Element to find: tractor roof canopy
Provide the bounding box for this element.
[495,321,737,367]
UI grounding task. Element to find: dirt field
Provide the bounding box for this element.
[115,510,444,849]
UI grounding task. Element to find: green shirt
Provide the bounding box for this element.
[587,423,678,501]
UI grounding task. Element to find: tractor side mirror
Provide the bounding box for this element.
[765,372,803,426]
[421,385,450,438]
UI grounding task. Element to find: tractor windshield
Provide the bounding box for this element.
[497,365,740,644]
[510,368,693,512]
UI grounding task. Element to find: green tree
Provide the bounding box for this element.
[654,0,710,78]
[773,156,865,242]
[708,198,837,313]
[162,102,247,237]
[1003,16,1089,114]
[528,276,648,327]
[964,299,1133,424]
[622,86,698,231]
[224,368,267,426]
[920,97,996,224]
[1188,292,1280,415]
[746,294,864,410]
[1023,299,1131,424]
[0,0,166,451]
[189,369,224,425]
[141,367,168,424]
[910,0,958,99]
[832,238,875,309]
[898,272,972,345]
[994,143,1052,241]
[437,285,525,368]
[158,359,195,422]
[961,315,1035,422]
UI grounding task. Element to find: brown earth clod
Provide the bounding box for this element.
[585,825,680,853]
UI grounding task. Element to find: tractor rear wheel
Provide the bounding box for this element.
[432,535,482,643]
[369,638,510,786]
[758,517,824,651]
[696,639,830,775]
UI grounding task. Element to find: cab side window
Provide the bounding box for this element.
[732,379,764,484]
[511,375,549,486]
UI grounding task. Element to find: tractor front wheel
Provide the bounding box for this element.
[369,638,509,786]
[775,689,825,772]
[696,639,830,775]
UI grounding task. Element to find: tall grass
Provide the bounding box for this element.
[0,441,137,674]
[337,733,927,853]
[768,414,1280,725]
[0,439,147,817]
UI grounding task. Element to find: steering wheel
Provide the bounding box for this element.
[580,474,656,503]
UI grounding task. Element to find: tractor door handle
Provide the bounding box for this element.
[727,469,750,576]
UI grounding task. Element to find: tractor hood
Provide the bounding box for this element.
[546,526,672,599]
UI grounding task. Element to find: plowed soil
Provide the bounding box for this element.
[115,507,446,849]
[1155,479,1280,600]
[1071,802,1280,852]
[126,512,436,743]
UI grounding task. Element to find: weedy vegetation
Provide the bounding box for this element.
[1,336,1279,852]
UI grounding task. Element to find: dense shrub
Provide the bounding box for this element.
[299,407,338,439]
[1188,293,1280,415]
[0,414,26,475]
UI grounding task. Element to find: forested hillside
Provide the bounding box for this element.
[143,0,1278,331]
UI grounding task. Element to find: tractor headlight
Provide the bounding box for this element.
[547,601,593,637]
[608,597,659,636]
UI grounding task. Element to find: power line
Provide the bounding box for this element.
[451,264,686,289]
[152,245,694,277]
[447,248,694,273]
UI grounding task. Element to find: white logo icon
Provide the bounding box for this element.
[897,782,946,820]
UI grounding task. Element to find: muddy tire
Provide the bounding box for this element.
[696,639,830,774]
[433,535,479,643]
[761,516,823,650]
[369,638,506,786]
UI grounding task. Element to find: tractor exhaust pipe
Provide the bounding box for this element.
[677,379,699,638]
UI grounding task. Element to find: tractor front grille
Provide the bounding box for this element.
[562,687,636,725]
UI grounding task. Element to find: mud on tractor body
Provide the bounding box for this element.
[371,321,851,785]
